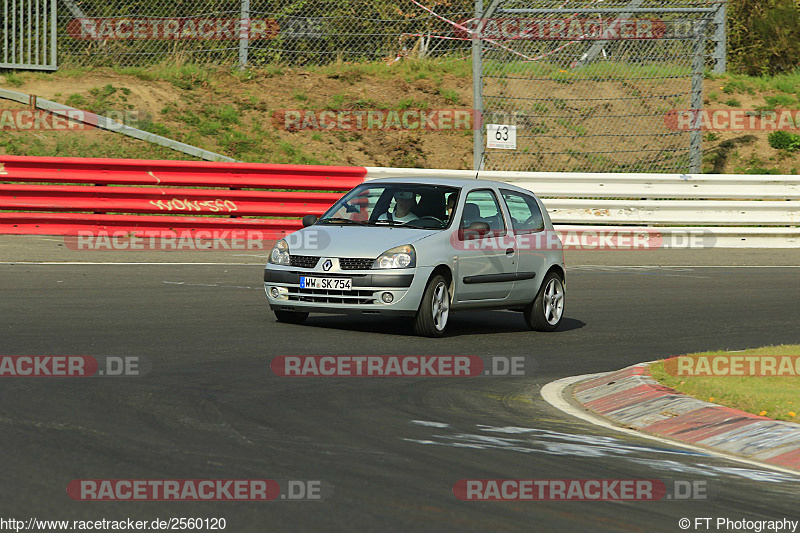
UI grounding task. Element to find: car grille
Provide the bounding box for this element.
[290,255,320,269]
[288,288,375,305]
[339,258,375,270]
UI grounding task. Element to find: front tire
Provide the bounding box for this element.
[274,310,309,324]
[524,272,564,332]
[413,275,450,337]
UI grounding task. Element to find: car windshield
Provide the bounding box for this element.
[319,183,460,230]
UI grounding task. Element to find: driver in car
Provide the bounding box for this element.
[379,191,418,223]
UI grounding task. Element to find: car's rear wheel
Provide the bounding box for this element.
[274,310,309,324]
[413,275,450,337]
[524,271,564,332]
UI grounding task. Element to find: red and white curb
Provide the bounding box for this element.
[541,363,800,475]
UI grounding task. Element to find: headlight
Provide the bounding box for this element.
[373,245,416,269]
[269,239,290,265]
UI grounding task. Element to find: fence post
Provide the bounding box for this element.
[472,0,484,171]
[690,22,707,174]
[239,0,250,70]
[713,1,726,74]
[50,0,57,68]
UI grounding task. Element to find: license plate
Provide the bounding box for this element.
[300,276,352,290]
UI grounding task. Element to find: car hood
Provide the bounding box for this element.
[286,225,438,258]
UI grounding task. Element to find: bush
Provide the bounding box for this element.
[768,130,800,151]
[728,0,800,75]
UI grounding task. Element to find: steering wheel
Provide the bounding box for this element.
[414,216,444,223]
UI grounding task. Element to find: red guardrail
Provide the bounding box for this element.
[0,156,367,236]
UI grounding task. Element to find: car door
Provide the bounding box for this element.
[500,189,547,301]
[453,188,516,301]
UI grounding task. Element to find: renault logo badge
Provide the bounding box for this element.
[322,259,333,271]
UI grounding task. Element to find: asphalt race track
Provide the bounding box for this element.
[1,238,799,532]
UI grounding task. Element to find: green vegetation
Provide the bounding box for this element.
[309,57,471,84]
[438,88,462,105]
[768,131,800,152]
[118,63,209,90]
[728,0,800,75]
[764,94,796,109]
[2,55,799,171]
[0,134,186,159]
[2,72,25,87]
[650,345,800,423]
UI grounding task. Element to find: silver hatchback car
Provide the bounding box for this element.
[264,177,565,337]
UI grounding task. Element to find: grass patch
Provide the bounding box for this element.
[764,94,796,109]
[1,72,25,87]
[397,98,430,111]
[438,88,461,105]
[309,57,471,83]
[769,130,800,151]
[649,345,800,422]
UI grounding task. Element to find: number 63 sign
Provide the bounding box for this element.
[486,124,517,150]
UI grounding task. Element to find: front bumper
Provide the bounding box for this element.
[264,265,433,316]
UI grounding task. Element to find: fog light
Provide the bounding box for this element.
[270,287,280,298]
[381,292,394,303]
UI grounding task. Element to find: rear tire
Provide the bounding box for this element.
[524,271,564,332]
[274,310,309,324]
[412,275,450,337]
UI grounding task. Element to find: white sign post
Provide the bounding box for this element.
[486,124,517,150]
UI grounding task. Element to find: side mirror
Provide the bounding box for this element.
[302,215,319,227]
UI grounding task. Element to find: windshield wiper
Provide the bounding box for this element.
[318,217,369,226]
[369,220,410,227]
[404,223,443,229]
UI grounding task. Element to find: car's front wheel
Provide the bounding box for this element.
[413,275,450,337]
[274,310,309,324]
[524,272,564,331]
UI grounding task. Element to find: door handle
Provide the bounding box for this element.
[506,248,514,255]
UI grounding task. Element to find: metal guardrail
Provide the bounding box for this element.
[365,167,800,248]
[0,156,366,236]
[0,157,796,247]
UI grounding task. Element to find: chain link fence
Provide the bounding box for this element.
[475,0,723,173]
[57,0,474,66]
[35,0,724,174]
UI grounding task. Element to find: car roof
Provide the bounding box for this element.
[364,176,537,196]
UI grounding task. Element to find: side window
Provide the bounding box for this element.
[501,189,544,233]
[460,189,506,237]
